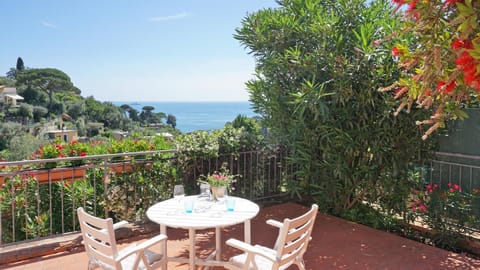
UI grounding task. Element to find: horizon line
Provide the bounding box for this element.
[107,100,251,103]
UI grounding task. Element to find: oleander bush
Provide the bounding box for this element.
[236,0,437,216]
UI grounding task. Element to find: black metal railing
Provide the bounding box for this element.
[417,152,480,233]
[0,148,291,246]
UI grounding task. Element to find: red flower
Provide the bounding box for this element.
[392,0,406,6]
[408,0,418,10]
[451,39,464,50]
[462,63,476,76]
[455,51,474,67]
[451,39,472,50]
[425,183,438,193]
[80,152,87,156]
[392,47,402,57]
[454,50,478,91]
[437,80,456,94]
[464,71,478,84]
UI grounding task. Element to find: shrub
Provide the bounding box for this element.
[236,0,437,215]
[0,175,49,243]
[410,183,480,250]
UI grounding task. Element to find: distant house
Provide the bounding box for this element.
[0,85,24,107]
[112,130,129,140]
[156,132,174,140]
[85,122,104,137]
[45,129,79,143]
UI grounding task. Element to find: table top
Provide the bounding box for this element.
[146,195,260,230]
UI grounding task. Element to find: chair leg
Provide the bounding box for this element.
[296,259,306,270]
[87,260,96,270]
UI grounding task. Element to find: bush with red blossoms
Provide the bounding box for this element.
[410,181,480,248]
[64,140,89,166]
[30,139,91,168]
[383,0,480,140]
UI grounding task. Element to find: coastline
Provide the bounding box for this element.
[113,101,256,133]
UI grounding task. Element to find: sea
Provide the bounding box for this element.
[112,101,257,133]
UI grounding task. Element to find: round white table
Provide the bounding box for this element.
[146,195,259,269]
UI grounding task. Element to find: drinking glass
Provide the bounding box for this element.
[173,185,185,202]
[226,197,236,211]
[199,183,211,198]
[184,199,194,213]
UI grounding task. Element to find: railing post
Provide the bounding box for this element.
[103,156,109,218]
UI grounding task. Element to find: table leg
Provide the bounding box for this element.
[189,228,195,269]
[161,225,167,261]
[215,227,221,261]
[244,219,251,244]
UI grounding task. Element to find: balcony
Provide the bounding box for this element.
[1,150,480,269]
[2,202,480,269]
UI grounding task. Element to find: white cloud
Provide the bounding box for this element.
[41,21,58,28]
[148,11,192,22]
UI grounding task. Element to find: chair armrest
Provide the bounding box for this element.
[226,238,276,262]
[116,234,167,261]
[135,234,167,250]
[266,219,283,229]
[226,238,255,252]
[113,220,129,230]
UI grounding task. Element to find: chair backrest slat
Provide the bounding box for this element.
[83,235,116,258]
[284,219,312,244]
[282,229,309,255]
[83,225,112,245]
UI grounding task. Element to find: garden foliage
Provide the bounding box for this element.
[235,0,437,215]
[0,125,268,243]
[0,136,176,243]
[410,181,480,249]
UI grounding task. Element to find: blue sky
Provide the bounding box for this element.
[1,1,278,102]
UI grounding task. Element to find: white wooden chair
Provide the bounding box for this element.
[77,207,167,270]
[225,204,318,270]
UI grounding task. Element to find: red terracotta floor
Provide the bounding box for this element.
[1,202,480,269]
